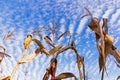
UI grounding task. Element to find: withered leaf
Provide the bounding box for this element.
[57,31,67,40]
[102,18,108,34]
[48,45,63,55]
[44,36,55,47]
[0,76,11,80]
[52,72,78,80]
[0,52,11,58]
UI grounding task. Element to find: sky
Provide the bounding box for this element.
[0,0,120,80]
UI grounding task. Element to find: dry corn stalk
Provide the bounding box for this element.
[10,49,27,80]
[52,72,78,80]
[19,42,62,64]
[55,41,85,80]
[82,8,109,80]
[43,58,57,80]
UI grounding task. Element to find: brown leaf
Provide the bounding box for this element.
[52,72,78,80]
[0,46,6,52]
[32,38,44,48]
[57,31,67,40]
[44,36,55,47]
[102,18,108,34]
[0,52,11,58]
[111,49,120,64]
[18,47,41,64]
[42,71,49,80]
[81,7,92,18]
[0,76,10,80]
[49,45,63,55]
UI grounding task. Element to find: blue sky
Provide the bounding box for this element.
[0,0,120,80]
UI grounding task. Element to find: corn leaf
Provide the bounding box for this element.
[0,46,6,52]
[49,45,63,55]
[0,76,10,80]
[0,52,11,58]
[53,72,78,80]
[44,36,55,47]
[18,47,41,64]
[57,31,67,40]
[32,38,44,48]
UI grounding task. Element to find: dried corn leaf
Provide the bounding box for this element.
[58,46,71,53]
[84,7,92,17]
[43,58,57,80]
[43,72,49,80]
[0,76,10,80]
[0,46,6,52]
[48,45,63,55]
[32,38,44,48]
[44,36,55,47]
[58,46,77,55]
[99,55,104,72]
[99,20,106,71]
[57,31,67,40]
[111,49,120,64]
[116,75,120,80]
[101,68,104,80]
[52,72,78,80]
[18,47,41,64]
[0,52,11,58]
[102,18,108,34]
[81,7,92,18]
[81,14,90,19]
[19,46,62,64]
[76,54,83,80]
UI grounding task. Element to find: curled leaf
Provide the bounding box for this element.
[0,46,6,52]
[81,7,92,18]
[44,36,55,47]
[32,38,44,48]
[48,45,63,55]
[57,31,67,40]
[0,52,11,58]
[52,72,78,80]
